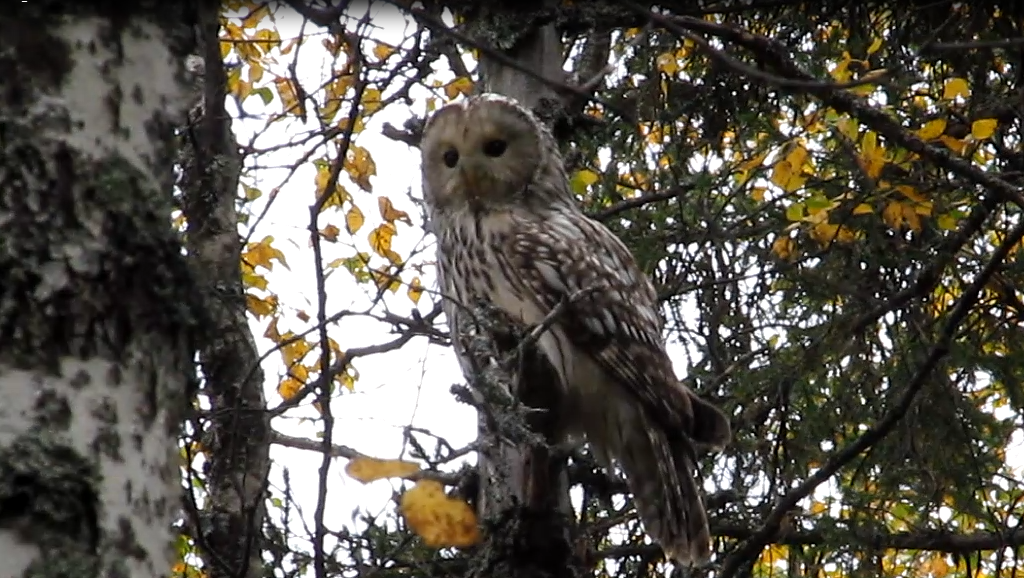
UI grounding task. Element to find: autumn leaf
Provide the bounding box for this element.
[314,159,350,209]
[770,160,796,191]
[400,480,481,548]
[942,77,970,100]
[866,37,883,55]
[277,377,302,401]
[656,52,679,75]
[859,130,885,179]
[280,335,312,367]
[345,145,377,192]
[939,135,967,154]
[274,77,302,115]
[372,42,396,61]
[571,169,600,195]
[346,456,421,483]
[917,118,946,140]
[407,276,424,304]
[378,196,412,225]
[882,201,906,229]
[246,293,278,318]
[810,222,859,245]
[758,544,789,566]
[244,236,289,270]
[370,266,402,293]
[772,236,795,259]
[321,224,341,242]
[971,118,997,140]
[937,213,958,230]
[368,223,397,258]
[345,205,365,234]
[443,77,474,100]
[361,87,383,114]
[853,203,874,215]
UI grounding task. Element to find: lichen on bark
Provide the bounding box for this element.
[0,7,200,578]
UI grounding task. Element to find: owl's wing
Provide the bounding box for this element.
[508,210,697,434]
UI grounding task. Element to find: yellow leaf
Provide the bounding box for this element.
[923,554,951,578]
[897,185,927,204]
[345,145,377,192]
[378,196,412,225]
[971,118,997,139]
[407,276,424,304]
[784,144,809,170]
[902,203,922,232]
[400,480,481,548]
[322,224,340,242]
[810,501,828,515]
[243,236,289,270]
[751,186,767,202]
[810,223,860,245]
[280,336,312,367]
[772,236,795,259]
[242,5,271,29]
[737,150,768,171]
[370,266,401,293]
[942,77,970,100]
[837,116,859,141]
[656,52,679,75]
[867,37,883,55]
[337,369,356,392]
[882,201,905,229]
[274,77,301,115]
[362,87,383,114]
[770,160,794,189]
[917,118,946,140]
[345,456,421,483]
[248,61,264,83]
[758,544,789,565]
[372,42,395,60]
[253,28,281,53]
[314,159,350,209]
[368,223,397,258]
[245,293,278,318]
[937,213,958,230]
[859,131,886,178]
[443,77,474,101]
[242,269,268,291]
[345,205,365,234]
[853,203,874,215]
[277,377,302,401]
[939,135,967,154]
[577,169,600,187]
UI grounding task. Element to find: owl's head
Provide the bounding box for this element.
[419,93,567,213]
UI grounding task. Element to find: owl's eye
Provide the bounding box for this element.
[442,149,459,168]
[482,139,507,157]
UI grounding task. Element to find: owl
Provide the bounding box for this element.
[419,93,732,565]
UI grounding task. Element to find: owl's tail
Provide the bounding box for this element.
[606,388,730,565]
[617,416,712,566]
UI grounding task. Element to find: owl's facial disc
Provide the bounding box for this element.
[444,136,517,204]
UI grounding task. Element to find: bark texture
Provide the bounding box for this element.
[177,7,271,578]
[0,6,198,578]
[454,4,581,578]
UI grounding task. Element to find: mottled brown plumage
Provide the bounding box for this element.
[420,93,731,565]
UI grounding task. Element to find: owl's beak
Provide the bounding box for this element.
[459,162,489,200]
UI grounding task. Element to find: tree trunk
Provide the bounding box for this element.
[177,7,271,578]
[453,4,581,578]
[0,7,196,578]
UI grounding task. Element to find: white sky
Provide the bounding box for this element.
[230,3,476,551]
